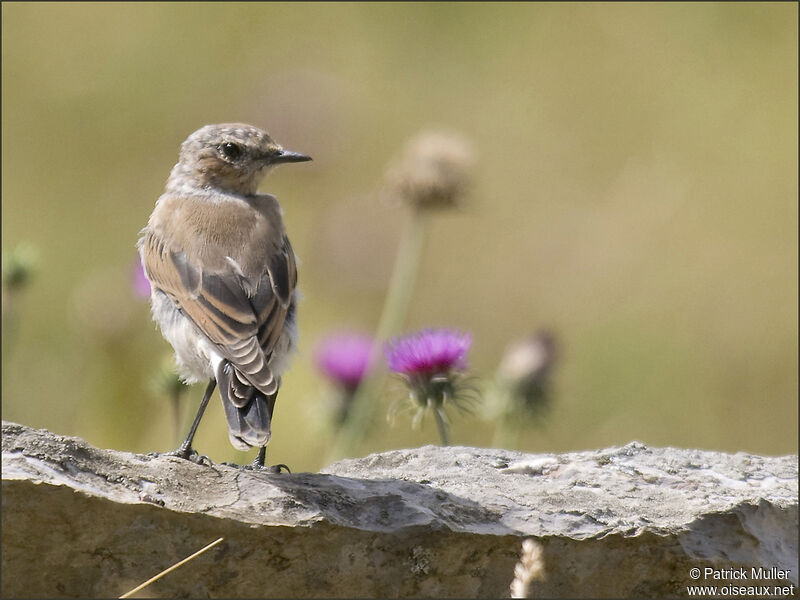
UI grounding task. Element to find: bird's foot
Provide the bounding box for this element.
[218,460,290,473]
[244,462,291,474]
[243,447,290,473]
[156,445,212,466]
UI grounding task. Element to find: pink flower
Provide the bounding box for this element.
[385,328,471,376]
[384,328,476,445]
[314,331,375,391]
[132,257,151,299]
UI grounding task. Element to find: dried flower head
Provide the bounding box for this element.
[314,331,375,392]
[385,328,477,444]
[498,332,556,383]
[496,331,557,424]
[510,538,546,599]
[384,130,475,210]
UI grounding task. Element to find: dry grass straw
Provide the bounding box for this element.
[119,536,224,598]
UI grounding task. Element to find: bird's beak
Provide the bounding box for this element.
[270,149,312,164]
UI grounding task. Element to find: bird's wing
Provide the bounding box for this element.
[140,228,295,397]
[254,234,297,353]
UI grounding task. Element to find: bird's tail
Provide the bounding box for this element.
[216,360,277,451]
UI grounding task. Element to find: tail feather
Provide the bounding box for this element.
[229,369,255,408]
[216,360,276,450]
[242,395,271,439]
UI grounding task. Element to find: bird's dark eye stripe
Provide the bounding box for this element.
[220,142,243,160]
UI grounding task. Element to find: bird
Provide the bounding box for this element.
[137,123,311,469]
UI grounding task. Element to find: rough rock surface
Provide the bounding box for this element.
[1,421,797,598]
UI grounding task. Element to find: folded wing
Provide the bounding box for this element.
[140,228,297,448]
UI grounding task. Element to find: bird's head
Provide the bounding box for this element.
[172,123,311,195]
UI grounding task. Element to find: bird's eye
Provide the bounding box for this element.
[220,142,243,160]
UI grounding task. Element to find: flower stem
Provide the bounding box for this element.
[375,210,428,344]
[433,408,450,446]
[326,210,428,463]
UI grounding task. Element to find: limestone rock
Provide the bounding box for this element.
[1,421,797,598]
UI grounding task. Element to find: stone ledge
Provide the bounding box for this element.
[1,421,797,598]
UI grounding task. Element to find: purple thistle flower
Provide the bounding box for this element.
[384,328,476,446]
[315,331,375,391]
[132,256,151,299]
[385,328,472,376]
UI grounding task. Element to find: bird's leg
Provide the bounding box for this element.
[248,446,290,473]
[165,379,216,465]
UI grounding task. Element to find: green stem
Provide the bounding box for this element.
[326,210,429,463]
[433,408,450,446]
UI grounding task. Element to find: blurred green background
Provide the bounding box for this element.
[2,3,797,472]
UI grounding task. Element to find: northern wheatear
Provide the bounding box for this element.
[138,123,311,469]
